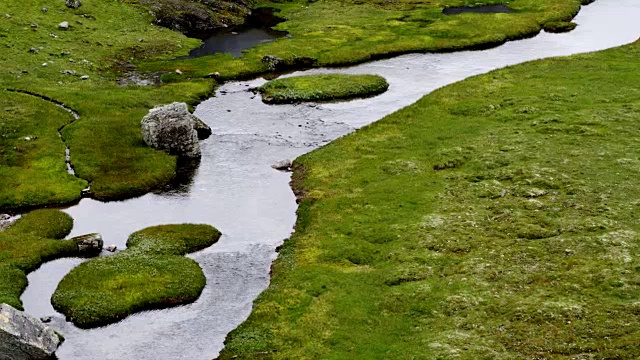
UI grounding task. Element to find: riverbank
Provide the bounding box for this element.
[219,40,640,359]
[1,0,588,209]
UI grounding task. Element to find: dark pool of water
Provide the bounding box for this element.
[443,4,512,15]
[186,8,288,58]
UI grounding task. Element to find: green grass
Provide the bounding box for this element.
[0,210,79,309]
[51,224,221,328]
[543,21,578,33]
[219,41,640,359]
[0,0,587,208]
[0,90,87,209]
[256,74,388,104]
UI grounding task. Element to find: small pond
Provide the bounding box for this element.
[186,8,288,58]
[443,4,512,15]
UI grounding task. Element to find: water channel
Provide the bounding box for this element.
[20,1,640,358]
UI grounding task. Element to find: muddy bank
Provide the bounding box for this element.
[20,1,640,359]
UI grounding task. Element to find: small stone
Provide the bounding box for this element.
[40,316,52,323]
[4,14,11,18]
[106,245,117,252]
[58,21,69,30]
[30,23,38,28]
[23,136,31,141]
[65,0,82,9]
[60,70,75,75]
[41,7,48,12]
[61,51,70,56]
[137,38,144,42]
[71,233,103,253]
[80,75,89,80]
[28,48,38,53]
[175,69,182,75]
[271,159,293,171]
[231,31,238,35]
[565,249,574,256]
[49,33,58,38]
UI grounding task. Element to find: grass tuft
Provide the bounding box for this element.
[51,224,221,328]
[256,74,388,104]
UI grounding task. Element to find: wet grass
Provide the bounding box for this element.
[0,210,78,310]
[51,224,221,328]
[256,74,388,104]
[1,0,587,208]
[219,41,640,359]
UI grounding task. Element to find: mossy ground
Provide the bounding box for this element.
[0,0,585,209]
[219,41,640,359]
[0,210,78,309]
[256,74,388,103]
[52,224,221,328]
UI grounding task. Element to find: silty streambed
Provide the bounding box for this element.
[21,1,640,359]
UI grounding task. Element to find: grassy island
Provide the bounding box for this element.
[219,41,640,359]
[257,74,389,104]
[1,0,589,209]
[0,210,78,309]
[51,224,221,328]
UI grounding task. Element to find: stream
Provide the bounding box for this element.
[20,1,640,359]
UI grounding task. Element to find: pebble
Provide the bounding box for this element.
[175,69,182,75]
[42,63,47,67]
[28,48,38,53]
[41,7,48,12]
[58,21,69,30]
[80,75,89,80]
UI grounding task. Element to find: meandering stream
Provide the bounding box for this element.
[20,1,640,358]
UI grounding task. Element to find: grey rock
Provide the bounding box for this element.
[0,304,61,360]
[58,21,69,30]
[141,102,202,158]
[80,75,89,80]
[28,48,38,54]
[271,159,293,171]
[30,23,38,28]
[191,116,211,140]
[71,233,103,253]
[106,245,117,252]
[60,70,75,75]
[65,0,82,9]
[41,7,48,12]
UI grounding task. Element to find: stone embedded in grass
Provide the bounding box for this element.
[58,21,69,30]
[52,224,221,328]
[65,0,82,9]
[256,74,389,104]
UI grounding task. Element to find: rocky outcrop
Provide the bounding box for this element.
[0,304,61,360]
[71,233,103,254]
[141,103,204,158]
[65,0,82,9]
[141,0,250,35]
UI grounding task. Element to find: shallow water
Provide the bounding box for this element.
[21,1,640,359]
[186,8,287,58]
